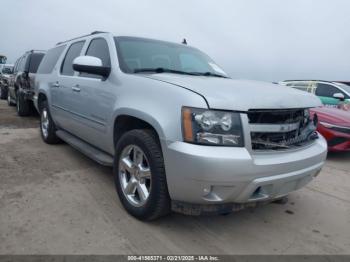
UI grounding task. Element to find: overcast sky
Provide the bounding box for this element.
[0,0,349,81]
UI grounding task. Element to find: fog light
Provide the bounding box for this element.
[197,133,240,145]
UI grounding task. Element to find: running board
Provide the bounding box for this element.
[56,130,114,167]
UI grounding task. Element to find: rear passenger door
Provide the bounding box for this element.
[72,37,115,150]
[37,44,67,124]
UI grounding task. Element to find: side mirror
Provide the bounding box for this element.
[333,93,345,101]
[73,56,111,77]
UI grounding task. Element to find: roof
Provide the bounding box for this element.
[56,31,108,45]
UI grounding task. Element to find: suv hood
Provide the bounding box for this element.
[146,74,322,111]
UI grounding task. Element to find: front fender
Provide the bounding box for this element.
[106,108,168,155]
[112,107,166,140]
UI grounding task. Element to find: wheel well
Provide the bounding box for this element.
[114,115,160,146]
[38,93,47,112]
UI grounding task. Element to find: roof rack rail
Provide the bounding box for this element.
[334,81,350,83]
[91,31,107,35]
[56,31,108,45]
[28,49,46,53]
[282,80,334,83]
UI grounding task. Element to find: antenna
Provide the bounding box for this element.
[182,38,187,45]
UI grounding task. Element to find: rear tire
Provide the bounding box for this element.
[40,101,61,144]
[114,129,171,221]
[16,91,31,116]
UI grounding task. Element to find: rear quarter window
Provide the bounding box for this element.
[37,45,66,74]
[28,53,45,73]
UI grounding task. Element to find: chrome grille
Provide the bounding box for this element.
[248,109,318,150]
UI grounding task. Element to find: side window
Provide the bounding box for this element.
[13,58,20,73]
[18,56,26,72]
[28,53,45,73]
[37,45,66,74]
[81,38,110,78]
[61,41,85,76]
[316,84,340,97]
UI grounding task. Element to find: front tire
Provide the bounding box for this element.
[114,129,171,221]
[16,91,31,116]
[40,101,61,144]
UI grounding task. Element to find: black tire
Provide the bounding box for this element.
[40,101,61,144]
[16,91,31,116]
[114,129,171,221]
[0,86,7,100]
[7,91,15,106]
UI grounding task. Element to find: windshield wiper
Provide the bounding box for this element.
[134,68,198,76]
[191,72,229,78]
[134,68,229,78]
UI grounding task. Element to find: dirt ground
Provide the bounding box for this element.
[0,99,349,255]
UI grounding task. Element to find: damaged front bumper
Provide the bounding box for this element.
[171,198,278,216]
[162,135,327,207]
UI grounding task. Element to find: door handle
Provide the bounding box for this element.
[72,85,81,92]
[52,82,60,88]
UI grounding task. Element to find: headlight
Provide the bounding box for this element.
[182,107,244,146]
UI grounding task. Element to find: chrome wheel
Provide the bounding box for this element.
[41,108,49,138]
[119,145,152,207]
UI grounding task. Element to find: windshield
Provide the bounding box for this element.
[114,37,228,77]
[336,83,350,94]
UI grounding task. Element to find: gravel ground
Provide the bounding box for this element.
[0,100,349,255]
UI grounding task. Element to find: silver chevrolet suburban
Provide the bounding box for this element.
[34,31,327,220]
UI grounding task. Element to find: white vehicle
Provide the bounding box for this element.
[279,80,350,107]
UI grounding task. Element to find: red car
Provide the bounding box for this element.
[311,107,350,152]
